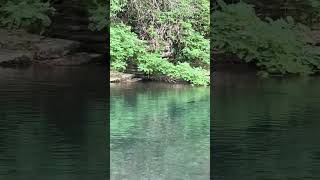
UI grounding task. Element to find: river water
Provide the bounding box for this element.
[110,83,210,180]
[0,66,108,180]
[4,65,317,179]
[213,70,320,180]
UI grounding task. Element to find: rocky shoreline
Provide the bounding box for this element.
[109,70,205,84]
[0,28,104,68]
[0,28,211,85]
[110,71,142,83]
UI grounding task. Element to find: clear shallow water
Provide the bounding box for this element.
[110,83,210,180]
[213,70,320,180]
[0,66,107,180]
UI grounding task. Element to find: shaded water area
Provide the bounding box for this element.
[0,66,107,180]
[213,68,320,180]
[111,83,210,180]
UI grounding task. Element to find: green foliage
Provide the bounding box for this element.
[111,24,209,85]
[110,0,126,17]
[237,0,320,24]
[111,0,210,85]
[88,1,108,31]
[300,0,320,23]
[110,24,146,71]
[213,1,320,75]
[310,0,320,10]
[0,0,55,32]
[180,30,210,66]
[137,53,209,86]
[143,0,210,65]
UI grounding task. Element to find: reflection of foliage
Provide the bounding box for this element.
[213,73,320,179]
[111,84,209,179]
[111,84,209,138]
[216,76,320,129]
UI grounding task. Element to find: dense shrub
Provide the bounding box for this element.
[110,24,145,71]
[0,0,55,33]
[213,0,320,75]
[111,24,209,85]
[110,0,210,85]
[88,1,107,31]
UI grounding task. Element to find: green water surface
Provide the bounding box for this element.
[111,83,210,180]
[213,71,320,180]
[0,67,107,180]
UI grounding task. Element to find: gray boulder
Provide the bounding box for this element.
[33,38,80,60]
[0,49,32,67]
